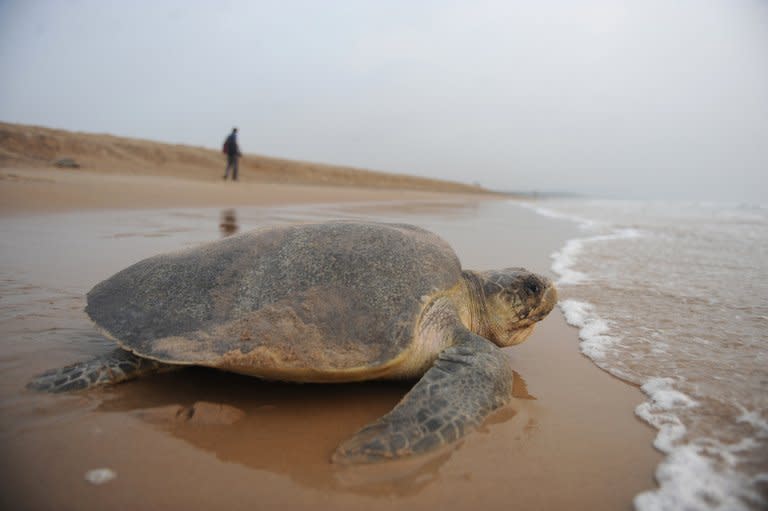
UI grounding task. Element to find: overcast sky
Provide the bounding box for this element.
[1,0,766,202]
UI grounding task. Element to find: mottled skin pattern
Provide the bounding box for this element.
[333,333,513,463]
[27,221,557,463]
[27,349,166,392]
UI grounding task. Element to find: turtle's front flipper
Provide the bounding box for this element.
[27,348,174,393]
[333,333,513,464]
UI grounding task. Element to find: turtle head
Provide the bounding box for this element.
[465,268,558,347]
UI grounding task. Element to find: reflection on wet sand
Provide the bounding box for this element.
[219,209,239,237]
[95,367,536,496]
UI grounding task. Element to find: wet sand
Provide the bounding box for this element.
[0,196,661,511]
[0,167,489,216]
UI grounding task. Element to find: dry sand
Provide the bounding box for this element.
[0,121,497,215]
[0,121,490,194]
[0,123,660,510]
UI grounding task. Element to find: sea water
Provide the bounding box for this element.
[522,199,768,511]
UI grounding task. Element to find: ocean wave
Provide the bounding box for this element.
[550,228,643,285]
[519,199,768,511]
[516,201,598,229]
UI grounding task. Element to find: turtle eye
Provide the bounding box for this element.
[524,279,541,295]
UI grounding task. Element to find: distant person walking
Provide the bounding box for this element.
[222,127,242,181]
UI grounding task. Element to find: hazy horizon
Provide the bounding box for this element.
[1,1,766,203]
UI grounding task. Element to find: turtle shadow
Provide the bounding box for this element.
[95,367,536,496]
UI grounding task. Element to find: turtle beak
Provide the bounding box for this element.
[503,280,557,346]
[536,279,558,320]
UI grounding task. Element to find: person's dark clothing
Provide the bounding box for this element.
[225,133,240,157]
[223,132,241,181]
[224,154,239,181]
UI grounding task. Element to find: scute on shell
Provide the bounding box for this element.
[86,222,463,379]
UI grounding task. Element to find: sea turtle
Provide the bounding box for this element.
[28,221,557,463]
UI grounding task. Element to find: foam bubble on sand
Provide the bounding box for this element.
[84,468,116,485]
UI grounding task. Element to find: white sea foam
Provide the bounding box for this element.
[635,378,697,452]
[559,299,615,361]
[735,404,768,438]
[551,239,588,284]
[517,201,598,230]
[550,227,642,285]
[634,443,758,511]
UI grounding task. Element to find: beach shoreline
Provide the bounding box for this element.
[0,129,661,509]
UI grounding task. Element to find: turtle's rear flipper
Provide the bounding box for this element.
[332,333,513,464]
[27,348,174,393]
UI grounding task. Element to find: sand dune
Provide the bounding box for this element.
[0,122,489,193]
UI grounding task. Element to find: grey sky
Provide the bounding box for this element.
[1,0,767,202]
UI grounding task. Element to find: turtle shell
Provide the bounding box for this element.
[86,222,462,381]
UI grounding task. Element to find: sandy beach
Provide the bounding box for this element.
[0,125,660,510]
